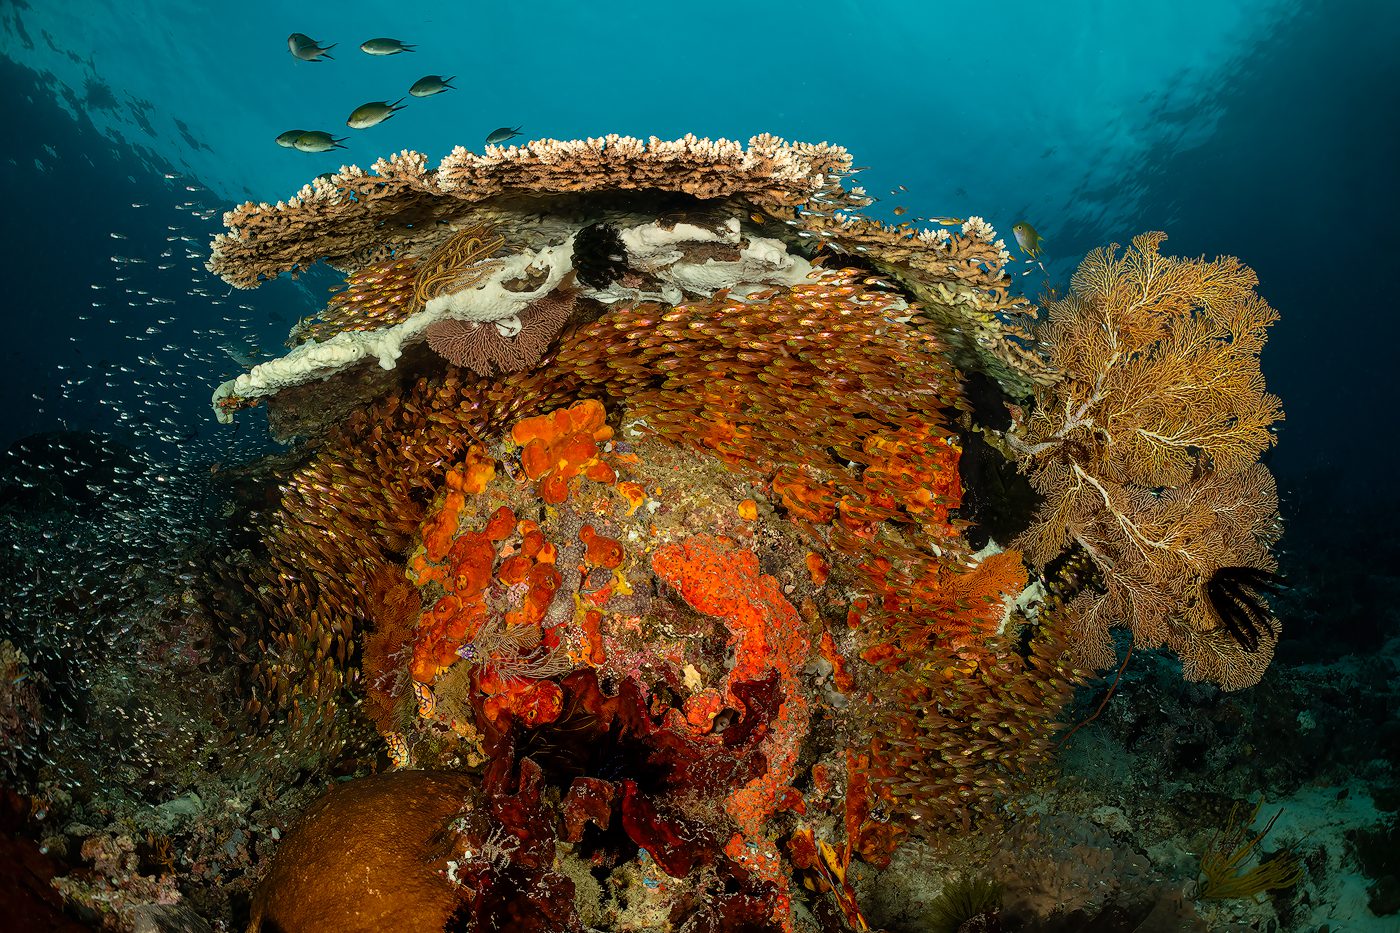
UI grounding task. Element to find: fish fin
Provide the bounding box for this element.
[391,97,407,110]
[403,44,417,51]
[443,76,456,87]
[320,53,334,60]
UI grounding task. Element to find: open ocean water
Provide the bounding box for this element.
[1,1,1397,931]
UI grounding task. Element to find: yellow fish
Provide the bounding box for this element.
[1012,221,1046,260]
[346,99,406,130]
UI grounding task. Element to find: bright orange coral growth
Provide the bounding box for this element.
[584,459,616,484]
[772,468,838,523]
[818,631,854,693]
[617,481,647,515]
[510,400,615,504]
[539,472,571,505]
[483,505,516,541]
[579,524,624,570]
[422,489,465,562]
[805,552,830,588]
[497,554,531,586]
[411,593,488,682]
[447,531,494,597]
[738,498,759,521]
[479,671,563,728]
[452,443,496,494]
[651,534,811,909]
[519,523,544,558]
[683,688,725,731]
[580,608,606,665]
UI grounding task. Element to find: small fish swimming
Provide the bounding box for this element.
[275,129,308,148]
[1012,221,1046,259]
[347,99,406,129]
[360,37,415,55]
[409,74,455,97]
[293,130,348,152]
[287,33,335,62]
[929,216,965,226]
[485,125,523,146]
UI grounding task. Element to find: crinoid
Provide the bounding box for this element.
[1205,566,1286,653]
[412,223,507,309]
[457,614,574,683]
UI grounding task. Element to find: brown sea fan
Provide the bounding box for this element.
[425,290,576,376]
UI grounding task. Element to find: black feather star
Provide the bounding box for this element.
[1205,566,1287,653]
[571,222,630,290]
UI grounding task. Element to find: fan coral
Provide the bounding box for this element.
[1009,232,1284,689]
[424,287,576,377]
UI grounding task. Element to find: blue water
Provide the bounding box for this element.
[5,0,1396,486]
[3,0,1398,928]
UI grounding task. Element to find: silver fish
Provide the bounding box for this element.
[293,131,348,152]
[360,37,415,55]
[346,98,406,129]
[275,129,308,148]
[485,125,523,146]
[409,74,455,97]
[288,33,335,62]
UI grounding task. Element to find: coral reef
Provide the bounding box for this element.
[56,135,1286,932]
[207,134,1040,420]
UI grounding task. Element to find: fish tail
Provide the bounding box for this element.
[391,97,407,109]
[444,76,456,87]
[403,44,417,52]
[320,52,334,60]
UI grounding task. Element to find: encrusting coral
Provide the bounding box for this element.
[200,136,1286,931]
